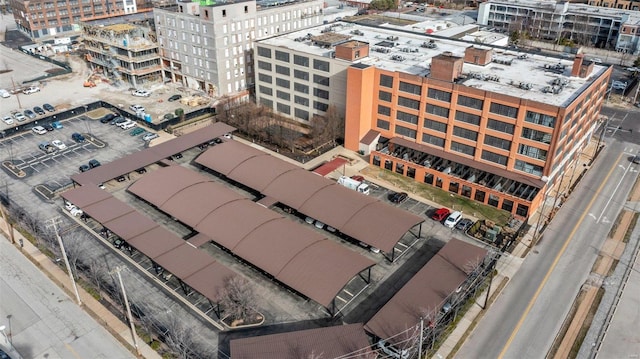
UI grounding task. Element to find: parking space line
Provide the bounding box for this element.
[335,295,348,303]
[343,289,354,297]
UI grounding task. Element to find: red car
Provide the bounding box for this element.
[351,175,365,182]
[431,208,451,222]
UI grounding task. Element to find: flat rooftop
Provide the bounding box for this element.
[258,22,608,106]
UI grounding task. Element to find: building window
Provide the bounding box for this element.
[484,135,511,150]
[259,85,272,96]
[453,126,478,141]
[379,91,392,102]
[294,69,309,80]
[377,119,390,130]
[295,108,309,120]
[314,101,328,111]
[277,102,291,114]
[276,78,290,88]
[399,81,421,95]
[488,194,499,207]
[514,159,543,176]
[501,199,514,212]
[276,90,290,101]
[294,82,308,94]
[395,125,417,139]
[294,95,309,106]
[426,104,450,118]
[427,88,452,102]
[275,65,290,75]
[378,105,391,116]
[422,133,445,147]
[481,150,508,165]
[475,190,486,202]
[313,88,329,99]
[487,118,514,134]
[516,203,529,217]
[275,50,290,62]
[294,55,309,66]
[518,144,547,160]
[451,141,476,156]
[423,119,447,133]
[489,102,518,118]
[313,74,330,86]
[260,98,273,107]
[380,74,394,88]
[457,95,483,110]
[313,59,329,71]
[525,111,556,127]
[398,96,420,110]
[396,110,418,124]
[258,73,272,83]
[455,111,481,126]
[257,46,271,58]
[521,127,552,144]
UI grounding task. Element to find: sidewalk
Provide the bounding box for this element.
[0,217,161,359]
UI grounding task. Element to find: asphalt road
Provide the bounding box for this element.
[0,235,135,359]
[457,139,640,358]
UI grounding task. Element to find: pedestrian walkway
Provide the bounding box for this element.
[0,216,161,359]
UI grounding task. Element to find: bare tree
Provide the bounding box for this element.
[216,275,259,324]
[324,105,344,146]
[59,230,91,278]
[309,114,328,153]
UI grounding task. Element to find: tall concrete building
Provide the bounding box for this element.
[153,0,323,97]
[254,23,611,217]
[9,0,152,39]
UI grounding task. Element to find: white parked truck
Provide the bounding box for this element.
[337,176,370,195]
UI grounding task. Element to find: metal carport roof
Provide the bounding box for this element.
[71,122,236,186]
[195,142,424,254]
[128,165,375,308]
[364,239,487,344]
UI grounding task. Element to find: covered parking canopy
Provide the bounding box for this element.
[60,186,239,302]
[128,165,375,309]
[364,239,487,344]
[195,141,424,254]
[71,122,235,186]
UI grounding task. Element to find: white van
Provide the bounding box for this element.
[444,211,462,228]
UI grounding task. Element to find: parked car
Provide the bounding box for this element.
[79,164,90,172]
[38,142,56,153]
[24,109,37,119]
[43,123,54,131]
[43,103,55,112]
[113,238,125,249]
[612,81,627,90]
[71,132,85,143]
[142,132,158,141]
[314,220,325,229]
[33,106,45,115]
[131,89,151,97]
[130,127,145,136]
[2,115,14,125]
[431,207,451,222]
[351,175,365,182]
[444,211,463,228]
[136,167,147,174]
[388,192,408,204]
[51,140,67,150]
[120,120,137,130]
[99,113,117,123]
[89,159,101,168]
[116,175,126,182]
[168,94,182,102]
[23,86,40,95]
[12,112,26,122]
[455,218,474,231]
[632,155,640,164]
[0,89,10,98]
[69,207,83,217]
[130,104,145,113]
[32,126,47,135]
[51,121,63,129]
[589,58,603,64]
[305,216,315,225]
[111,116,127,126]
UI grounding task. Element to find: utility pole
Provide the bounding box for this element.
[10,77,21,109]
[111,266,140,356]
[595,115,612,158]
[418,317,424,359]
[47,218,82,306]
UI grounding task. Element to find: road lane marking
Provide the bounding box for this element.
[497,152,623,359]
[597,160,631,223]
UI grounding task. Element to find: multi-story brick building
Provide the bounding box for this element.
[254,23,611,217]
[9,0,152,39]
[153,0,323,97]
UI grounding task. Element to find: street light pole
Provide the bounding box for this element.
[112,267,140,356]
[47,218,82,306]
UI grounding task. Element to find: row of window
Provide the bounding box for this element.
[259,98,317,121]
[258,75,329,99]
[257,47,330,72]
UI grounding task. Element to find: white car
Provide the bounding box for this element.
[65,202,76,211]
[32,126,47,135]
[142,132,158,141]
[2,115,14,125]
[0,89,10,98]
[23,86,40,95]
[626,67,639,72]
[13,112,26,122]
[444,211,463,228]
[589,58,603,64]
[612,81,628,90]
[130,104,145,113]
[121,121,137,130]
[51,140,67,150]
[131,89,151,97]
[70,207,83,217]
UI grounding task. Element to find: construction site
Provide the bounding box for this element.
[82,22,162,88]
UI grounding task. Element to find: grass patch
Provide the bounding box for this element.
[362,166,511,225]
[608,211,625,238]
[569,287,605,358]
[590,255,603,273]
[623,212,639,243]
[607,259,619,277]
